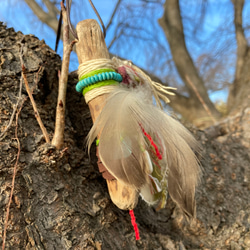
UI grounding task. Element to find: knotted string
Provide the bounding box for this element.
[78,57,176,106]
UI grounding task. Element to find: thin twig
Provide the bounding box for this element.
[65,0,78,39]
[87,0,106,38]
[22,68,51,143]
[185,75,216,123]
[2,107,22,250]
[1,65,44,142]
[108,30,123,50]
[20,40,49,143]
[0,103,18,141]
[52,2,75,149]
[106,0,122,32]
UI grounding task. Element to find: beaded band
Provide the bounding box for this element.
[79,68,115,81]
[76,71,123,93]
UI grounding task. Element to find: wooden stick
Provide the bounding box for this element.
[75,19,138,210]
[52,2,76,149]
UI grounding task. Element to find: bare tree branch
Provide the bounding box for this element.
[52,2,76,148]
[108,30,123,50]
[42,0,60,16]
[231,0,248,86]
[24,0,59,32]
[158,0,220,121]
[185,75,216,124]
[227,0,250,112]
[106,0,122,32]
[22,68,51,143]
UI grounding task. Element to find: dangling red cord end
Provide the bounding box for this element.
[129,210,140,240]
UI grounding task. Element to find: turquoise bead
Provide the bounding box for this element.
[91,76,95,83]
[76,71,123,93]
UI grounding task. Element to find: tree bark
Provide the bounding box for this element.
[1,22,250,250]
[231,0,248,84]
[228,0,250,112]
[158,0,221,124]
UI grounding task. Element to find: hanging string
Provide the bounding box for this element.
[129,210,140,240]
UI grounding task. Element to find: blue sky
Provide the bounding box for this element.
[1,0,129,69]
[1,0,249,103]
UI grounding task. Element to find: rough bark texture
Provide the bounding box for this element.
[228,0,250,113]
[158,0,221,126]
[1,23,250,250]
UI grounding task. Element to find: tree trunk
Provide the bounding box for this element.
[158,0,221,125]
[228,0,250,113]
[1,22,250,250]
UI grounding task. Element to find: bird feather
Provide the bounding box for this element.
[87,85,201,216]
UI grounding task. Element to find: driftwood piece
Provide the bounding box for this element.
[75,19,139,210]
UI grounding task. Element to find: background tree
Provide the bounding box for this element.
[228,0,250,112]
[3,0,250,126]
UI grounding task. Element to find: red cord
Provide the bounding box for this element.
[141,127,162,160]
[129,210,140,240]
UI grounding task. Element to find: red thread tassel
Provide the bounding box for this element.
[129,210,140,240]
